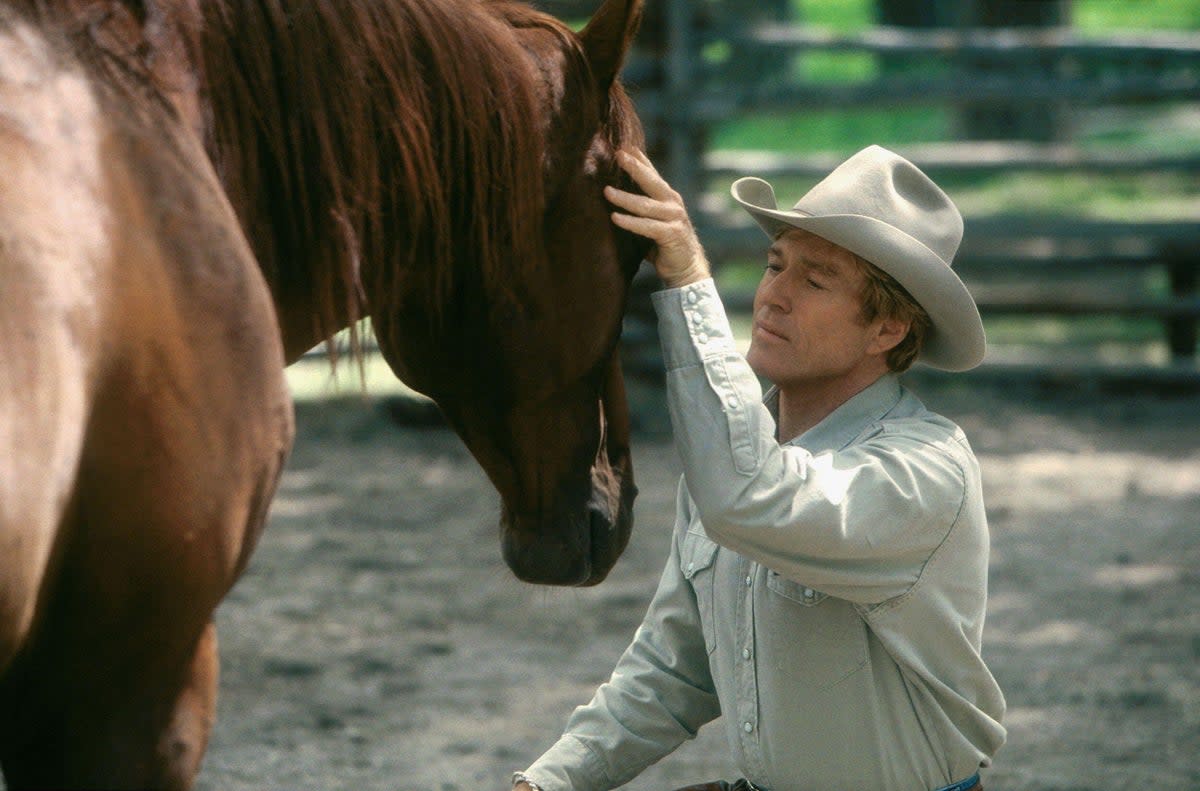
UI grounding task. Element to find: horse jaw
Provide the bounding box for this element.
[497,354,635,587]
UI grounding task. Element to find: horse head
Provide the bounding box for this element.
[428,0,651,587]
[195,0,649,587]
[375,0,649,587]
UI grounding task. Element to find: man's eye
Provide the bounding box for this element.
[807,278,825,289]
[764,263,782,273]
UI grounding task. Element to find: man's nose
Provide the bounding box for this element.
[758,271,791,312]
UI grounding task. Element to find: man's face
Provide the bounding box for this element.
[746,228,885,389]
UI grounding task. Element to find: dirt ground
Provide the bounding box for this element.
[195,376,1199,791]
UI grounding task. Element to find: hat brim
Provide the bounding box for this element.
[732,179,985,372]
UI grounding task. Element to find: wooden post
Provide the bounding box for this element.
[1164,242,1199,360]
[958,0,1072,142]
[662,0,700,203]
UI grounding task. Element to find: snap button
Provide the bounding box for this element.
[743,721,754,733]
[744,575,753,587]
[742,647,751,660]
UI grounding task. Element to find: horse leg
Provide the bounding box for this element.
[0,615,219,791]
[140,620,222,789]
[0,364,286,790]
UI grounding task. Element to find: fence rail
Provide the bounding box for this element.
[703,143,1200,177]
[531,1,1200,383]
[739,24,1200,58]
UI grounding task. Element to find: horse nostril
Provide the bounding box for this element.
[500,516,592,587]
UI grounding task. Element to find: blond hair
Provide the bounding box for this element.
[851,255,931,373]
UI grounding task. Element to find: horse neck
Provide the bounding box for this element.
[195,0,550,363]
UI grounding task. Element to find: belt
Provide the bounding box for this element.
[737,773,980,791]
[935,774,981,791]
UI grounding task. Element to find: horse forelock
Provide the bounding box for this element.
[196,0,556,354]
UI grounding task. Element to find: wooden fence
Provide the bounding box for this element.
[538,0,1200,385]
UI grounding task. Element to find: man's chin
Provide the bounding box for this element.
[746,346,781,381]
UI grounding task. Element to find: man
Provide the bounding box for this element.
[512,145,1006,791]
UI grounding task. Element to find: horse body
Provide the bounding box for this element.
[0,4,291,786]
[0,0,645,786]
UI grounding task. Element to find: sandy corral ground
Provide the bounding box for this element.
[194,376,1199,791]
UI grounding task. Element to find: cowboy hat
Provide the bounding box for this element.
[730,145,985,372]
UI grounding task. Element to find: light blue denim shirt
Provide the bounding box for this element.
[520,278,1006,791]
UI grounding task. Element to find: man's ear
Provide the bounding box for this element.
[871,317,910,356]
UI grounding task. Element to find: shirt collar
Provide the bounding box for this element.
[764,374,903,454]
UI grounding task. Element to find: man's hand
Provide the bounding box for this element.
[604,148,711,289]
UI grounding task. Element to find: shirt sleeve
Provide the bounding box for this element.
[518,480,722,791]
[652,278,969,605]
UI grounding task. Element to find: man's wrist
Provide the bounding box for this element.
[512,771,543,791]
[660,262,711,289]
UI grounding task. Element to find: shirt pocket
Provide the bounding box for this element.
[680,530,719,654]
[765,570,869,690]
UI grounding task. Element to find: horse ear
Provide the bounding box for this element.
[579,0,643,90]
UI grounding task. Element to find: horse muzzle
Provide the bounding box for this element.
[500,470,635,587]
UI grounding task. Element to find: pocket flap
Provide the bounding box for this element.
[767,570,828,606]
[681,531,718,580]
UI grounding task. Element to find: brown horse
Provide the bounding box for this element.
[195,0,651,588]
[0,0,647,788]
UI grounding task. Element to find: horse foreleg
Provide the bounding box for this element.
[151,620,221,789]
[0,619,219,791]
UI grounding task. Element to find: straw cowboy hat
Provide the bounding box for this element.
[731,145,985,372]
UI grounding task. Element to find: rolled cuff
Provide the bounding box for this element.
[517,733,611,791]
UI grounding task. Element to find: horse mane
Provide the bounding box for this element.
[12,0,642,354]
[196,0,583,350]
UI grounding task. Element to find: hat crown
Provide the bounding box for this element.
[793,145,963,265]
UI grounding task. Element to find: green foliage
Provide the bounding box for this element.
[790,0,1200,32]
[794,0,874,31]
[1074,0,1200,32]
[712,106,952,152]
[952,172,1200,221]
[796,51,878,82]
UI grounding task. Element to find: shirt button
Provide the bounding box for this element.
[686,561,695,574]
[696,333,709,344]
[687,291,698,304]
[803,588,815,599]
[743,721,754,733]
[726,396,739,410]
[742,647,751,660]
[744,575,753,587]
